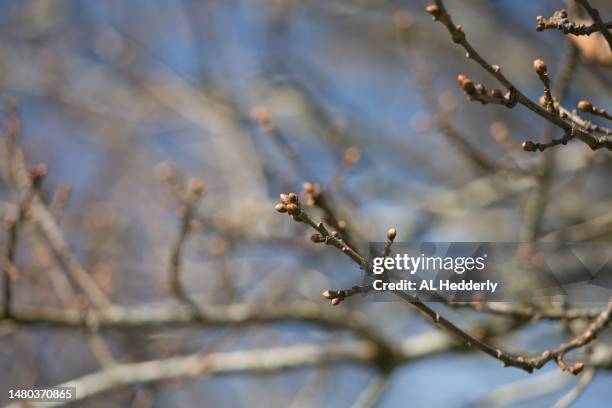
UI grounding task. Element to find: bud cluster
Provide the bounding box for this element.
[457,74,508,106]
[536,10,598,36]
[425,4,441,21]
[302,182,321,207]
[536,10,568,32]
[322,286,361,306]
[274,192,301,217]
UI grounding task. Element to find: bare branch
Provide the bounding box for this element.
[274,199,612,374]
[5,342,378,408]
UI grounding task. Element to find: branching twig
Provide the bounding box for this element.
[275,199,612,374]
[426,1,612,151]
[3,115,111,309]
[302,182,358,250]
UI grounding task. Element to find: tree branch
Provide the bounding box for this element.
[426,1,612,151]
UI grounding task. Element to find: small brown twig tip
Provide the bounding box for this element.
[522,141,537,152]
[387,228,397,241]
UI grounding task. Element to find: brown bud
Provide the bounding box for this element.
[535,16,545,31]
[522,141,537,152]
[461,79,476,95]
[286,203,300,216]
[532,59,547,74]
[287,192,298,203]
[387,228,397,241]
[570,362,584,375]
[304,183,321,198]
[32,163,48,178]
[343,146,361,165]
[577,100,592,112]
[275,203,287,213]
[322,290,335,299]
[331,230,340,238]
[539,95,547,107]
[303,182,315,193]
[331,298,341,306]
[30,163,48,186]
[187,177,205,195]
[474,83,486,94]
[457,74,467,85]
[425,4,441,20]
[279,193,290,204]
[250,106,273,129]
[310,233,326,243]
[490,89,503,98]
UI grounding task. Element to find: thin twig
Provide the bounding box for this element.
[577,100,612,122]
[537,9,612,36]
[575,0,612,49]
